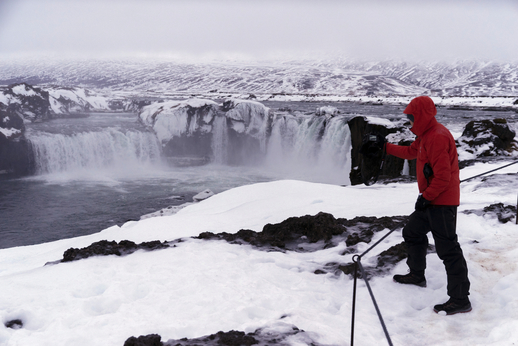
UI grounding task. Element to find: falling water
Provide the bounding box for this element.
[317,116,352,173]
[211,116,229,164]
[265,114,352,183]
[29,128,162,174]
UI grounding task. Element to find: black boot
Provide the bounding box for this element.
[433,298,472,315]
[393,272,426,287]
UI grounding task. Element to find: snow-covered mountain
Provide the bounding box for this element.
[0,57,517,97]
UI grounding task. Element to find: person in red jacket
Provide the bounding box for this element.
[387,96,471,315]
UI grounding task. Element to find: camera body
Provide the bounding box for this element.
[359,133,386,158]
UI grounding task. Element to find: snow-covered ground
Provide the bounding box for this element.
[0,162,518,346]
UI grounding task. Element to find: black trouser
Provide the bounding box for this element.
[403,206,470,299]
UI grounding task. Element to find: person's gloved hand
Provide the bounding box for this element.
[359,134,386,158]
[415,194,431,211]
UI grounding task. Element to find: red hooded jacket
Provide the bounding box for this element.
[386,96,460,206]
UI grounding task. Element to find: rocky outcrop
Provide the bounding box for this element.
[196,211,409,277]
[127,323,318,346]
[124,334,162,346]
[456,118,517,163]
[463,202,517,224]
[55,212,409,276]
[0,103,34,176]
[221,99,273,165]
[60,240,170,262]
[2,83,53,122]
[139,99,220,159]
[139,99,273,165]
[4,319,23,330]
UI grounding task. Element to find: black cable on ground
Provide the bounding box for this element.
[350,228,398,346]
[351,254,394,346]
[460,160,518,183]
[350,260,358,346]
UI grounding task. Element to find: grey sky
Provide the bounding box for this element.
[0,0,517,62]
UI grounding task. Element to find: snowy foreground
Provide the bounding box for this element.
[1,163,518,346]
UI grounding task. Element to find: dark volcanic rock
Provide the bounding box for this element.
[463,203,517,224]
[58,213,412,287]
[260,212,345,245]
[457,118,517,159]
[196,212,410,278]
[152,324,318,346]
[376,242,408,268]
[197,213,407,254]
[197,212,347,251]
[5,319,23,329]
[0,103,25,134]
[330,242,435,279]
[0,103,34,177]
[164,330,258,346]
[124,334,163,346]
[61,240,169,262]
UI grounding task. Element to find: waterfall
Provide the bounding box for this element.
[317,116,352,172]
[292,116,327,162]
[265,114,352,183]
[28,128,162,174]
[211,116,228,164]
[265,114,300,166]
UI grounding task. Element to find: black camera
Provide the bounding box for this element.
[359,133,386,158]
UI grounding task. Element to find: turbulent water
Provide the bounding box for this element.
[0,103,516,249]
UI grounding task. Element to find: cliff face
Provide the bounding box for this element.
[0,103,34,177]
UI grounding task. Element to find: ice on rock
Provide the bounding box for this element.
[139,99,219,143]
[224,99,272,138]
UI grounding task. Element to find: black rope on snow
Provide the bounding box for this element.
[350,256,358,346]
[460,160,518,183]
[351,255,394,346]
[350,227,398,346]
[358,228,398,258]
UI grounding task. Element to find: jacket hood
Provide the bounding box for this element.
[404,96,437,136]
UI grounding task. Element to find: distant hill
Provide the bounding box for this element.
[0,57,517,97]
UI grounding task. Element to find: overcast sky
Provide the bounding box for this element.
[0,0,517,62]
